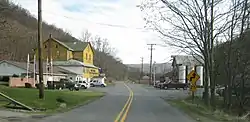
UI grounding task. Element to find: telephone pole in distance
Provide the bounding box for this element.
[147,44,156,85]
[139,57,144,84]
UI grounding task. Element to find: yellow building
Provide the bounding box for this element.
[36,36,100,79]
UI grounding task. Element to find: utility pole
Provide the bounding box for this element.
[38,0,44,99]
[153,61,156,86]
[147,44,156,85]
[139,57,144,84]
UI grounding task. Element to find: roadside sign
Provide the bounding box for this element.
[187,70,200,85]
[190,85,197,92]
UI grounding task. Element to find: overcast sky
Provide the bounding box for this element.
[11,0,181,64]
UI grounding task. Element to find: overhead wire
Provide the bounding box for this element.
[27,9,152,32]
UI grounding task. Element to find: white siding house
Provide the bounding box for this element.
[171,55,204,86]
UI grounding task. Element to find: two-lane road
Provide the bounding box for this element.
[38,82,194,122]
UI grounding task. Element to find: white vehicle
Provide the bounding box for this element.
[90,78,107,87]
[76,80,90,89]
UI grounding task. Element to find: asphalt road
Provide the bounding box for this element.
[0,82,195,122]
[36,81,194,122]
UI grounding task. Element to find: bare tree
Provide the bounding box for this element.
[81,30,92,42]
[140,0,231,106]
[218,0,248,111]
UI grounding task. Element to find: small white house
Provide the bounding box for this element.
[171,55,204,86]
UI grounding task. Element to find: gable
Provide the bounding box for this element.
[43,38,73,51]
[171,55,203,66]
[42,36,94,52]
[85,42,95,54]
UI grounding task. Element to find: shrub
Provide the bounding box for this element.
[25,83,32,88]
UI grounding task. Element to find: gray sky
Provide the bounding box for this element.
[11,0,181,64]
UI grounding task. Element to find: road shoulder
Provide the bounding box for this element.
[165,98,249,122]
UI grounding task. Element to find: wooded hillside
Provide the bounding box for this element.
[214,29,250,85]
[0,0,131,80]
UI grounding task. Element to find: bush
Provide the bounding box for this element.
[12,74,19,77]
[56,96,66,103]
[25,83,32,88]
[35,83,40,89]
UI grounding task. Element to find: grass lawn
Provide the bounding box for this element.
[0,85,104,113]
[166,97,249,122]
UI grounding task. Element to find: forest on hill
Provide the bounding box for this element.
[214,29,250,85]
[0,0,138,80]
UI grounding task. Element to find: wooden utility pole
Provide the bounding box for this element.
[38,0,44,99]
[153,61,156,86]
[147,44,156,85]
[139,57,144,84]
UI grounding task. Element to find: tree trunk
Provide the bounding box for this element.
[203,56,210,105]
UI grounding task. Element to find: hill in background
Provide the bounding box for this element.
[0,0,129,80]
[126,62,172,74]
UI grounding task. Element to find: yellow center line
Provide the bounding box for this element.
[120,83,133,122]
[114,82,133,122]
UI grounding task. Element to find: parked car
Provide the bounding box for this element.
[90,79,106,87]
[68,83,80,91]
[161,82,188,90]
[154,81,161,88]
[75,80,90,89]
[60,78,74,89]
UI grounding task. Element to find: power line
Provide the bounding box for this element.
[28,9,151,31]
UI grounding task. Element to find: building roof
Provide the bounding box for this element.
[171,55,203,66]
[0,60,73,75]
[43,38,74,51]
[44,37,94,52]
[53,59,98,68]
[53,59,84,66]
[57,66,83,75]
[142,75,150,80]
[63,42,88,51]
[92,76,106,78]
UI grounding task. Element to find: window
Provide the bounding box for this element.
[55,45,58,48]
[44,45,47,48]
[85,53,88,60]
[89,54,91,61]
[56,51,60,56]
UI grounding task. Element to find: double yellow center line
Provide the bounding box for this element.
[114,83,134,122]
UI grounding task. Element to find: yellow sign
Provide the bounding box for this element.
[190,85,197,92]
[187,70,200,85]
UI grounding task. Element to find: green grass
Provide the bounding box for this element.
[0,86,104,113]
[166,97,248,122]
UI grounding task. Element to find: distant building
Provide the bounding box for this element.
[35,35,100,81]
[140,75,150,84]
[53,59,99,82]
[170,55,204,86]
[0,60,74,87]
